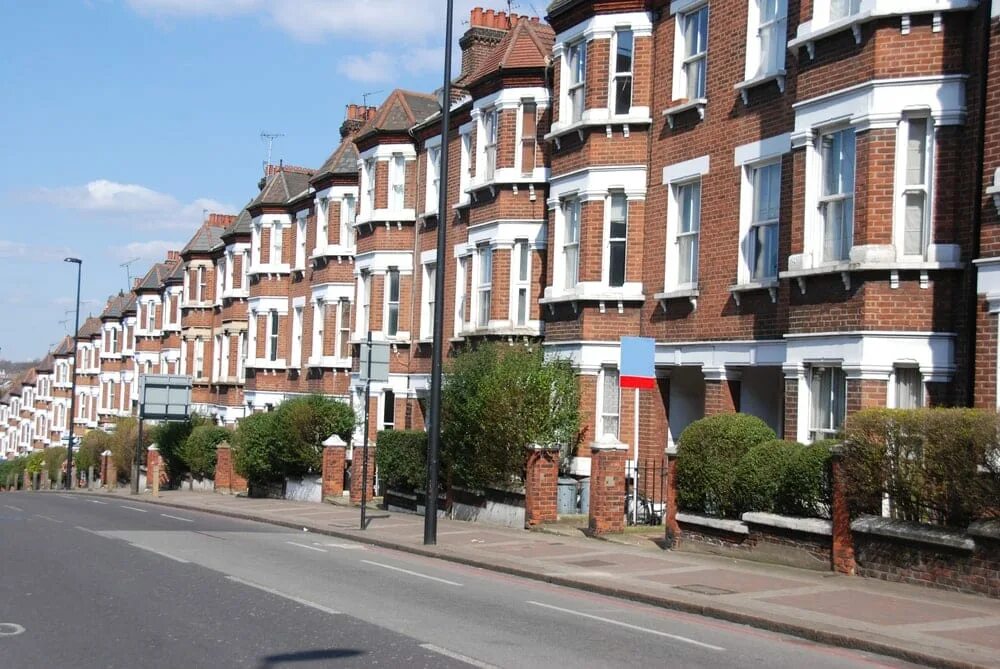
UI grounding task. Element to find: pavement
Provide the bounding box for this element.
[16,487,1000,669]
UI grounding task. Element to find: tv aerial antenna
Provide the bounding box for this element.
[260,131,285,173]
[120,257,141,289]
[361,90,383,109]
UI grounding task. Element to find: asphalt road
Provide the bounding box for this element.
[0,494,920,669]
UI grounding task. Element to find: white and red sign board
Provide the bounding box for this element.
[619,336,656,390]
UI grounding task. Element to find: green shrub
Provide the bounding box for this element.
[232,411,283,486]
[109,417,151,483]
[179,424,230,479]
[272,395,355,477]
[75,430,110,472]
[775,440,834,517]
[24,450,46,475]
[376,430,427,490]
[43,447,67,483]
[152,416,209,482]
[442,343,579,491]
[844,408,1000,525]
[733,440,797,514]
[675,413,776,518]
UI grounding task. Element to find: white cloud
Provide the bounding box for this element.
[24,179,234,230]
[0,240,72,262]
[109,240,183,264]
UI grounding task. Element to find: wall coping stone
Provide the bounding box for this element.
[677,512,749,535]
[742,512,832,536]
[967,520,1000,542]
[851,515,975,552]
[323,435,347,448]
[526,442,562,452]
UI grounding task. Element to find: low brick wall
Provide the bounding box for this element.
[677,512,833,571]
[853,517,1000,598]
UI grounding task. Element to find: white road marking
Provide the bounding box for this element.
[89,500,108,505]
[285,541,327,553]
[420,643,497,669]
[226,576,341,615]
[160,513,193,523]
[0,623,26,637]
[360,560,463,587]
[318,542,366,550]
[526,601,726,651]
[3,505,24,512]
[34,514,63,523]
[119,505,148,513]
[128,543,190,564]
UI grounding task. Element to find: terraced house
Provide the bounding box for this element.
[3,1,1000,477]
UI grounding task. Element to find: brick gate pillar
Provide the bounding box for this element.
[830,444,856,575]
[588,435,628,535]
[322,435,348,500]
[349,443,376,504]
[145,445,160,491]
[101,450,115,490]
[664,449,682,548]
[524,443,560,528]
[40,468,49,490]
[23,470,31,491]
[214,441,233,493]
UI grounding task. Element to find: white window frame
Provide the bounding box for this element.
[267,309,280,362]
[816,126,856,264]
[357,271,372,339]
[480,108,499,183]
[598,366,621,439]
[385,268,401,338]
[808,365,846,442]
[511,240,531,327]
[212,334,222,379]
[270,221,283,266]
[565,39,587,124]
[610,28,634,116]
[562,196,581,290]
[146,302,156,332]
[240,250,249,288]
[475,245,492,328]
[381,389,396,431]
[364,157,377,216]
[455,256,469,336]
[605,191,629,288]
[459,130,473,201]
[295,210,308,270]
[317,196,329,249]
[340,194,356,247]
[421,261,437,340]
[215,257,224,303]
[672,3,709,102]
[291,303,304,367]
[739,160,782,283]
[517,99,538,176]
[237,332,245,382]
[892,365,924,409]
[829,0,862,21]
[194,337,205,380]
[312,298,326,362]
[743,0,787,81]
[666,179,702,290]
[389,154,406,211]
[894,114,934,260]
[220,333,231,381]
[425,142,442,214]
[336,298,351,360]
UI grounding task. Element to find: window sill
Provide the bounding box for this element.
[310,245,355,260]
[306,357,352,369]
[779,260,963,293]
[457,324,543,338]
[662,99,707,128]
[248,264,291,276]
[545,113,653,147]
[540,288,645,315]
[246,360,288,371]
[788,13,871,58]
[355,209,417,226]
[654,287,700,310]
[734,71,786,105]
[729,280,779,306]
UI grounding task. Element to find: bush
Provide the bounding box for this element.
[232,411,283,487]
[843,408,1000,525]
[675,413,776,518]
[775,440,834,517]
[376,430,428,490]
[151,416,208,483]
[43,447,67,484]
[733,440,797,514]
[179,424,230,479]
[272,395,355,477]
[442,343,579,491]
[109,417,152,483]
[75,430,111,473]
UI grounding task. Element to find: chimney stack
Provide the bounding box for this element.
[459,6,512,81]
[166,250,180,263]
[340,104,378,140]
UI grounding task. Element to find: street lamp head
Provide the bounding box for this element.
[64,257,82,264]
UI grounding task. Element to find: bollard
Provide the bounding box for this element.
[88,466,95,491]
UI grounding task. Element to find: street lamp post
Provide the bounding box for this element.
[64,257,82,490]
[424,0,455,546]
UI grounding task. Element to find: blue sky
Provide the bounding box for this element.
[0,0,487,360]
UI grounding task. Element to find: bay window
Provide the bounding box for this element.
[566,40,586,123]
[341,194,356,246]
[613,29,634,115]
[563,197,581,289]
[600,367,621,438]
[520,101,537,175]
[389,154,406,210]
[385,269,400,337]
[513,240,530,327]
[749,162,781,280]
[900,117,932,258]
[809,366,845,442]
[477,245,492,328]
[483,109,498,182]
[819,128,856,263]
[608,193,628,287]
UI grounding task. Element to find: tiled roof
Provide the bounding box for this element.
[250,169,315,208]
[356,89,439,140]
[546,0,578,16]
[312,141,360,182]
[221,208,252,239]
[36,354,54,373]
[182,221,227,255]
[53,336,74,356]
[21,368,36,386]
[122,292,137,315]
[137,262,172,291]
[468,18,554,84]
[78,316,102,339]
[99,292,135,320]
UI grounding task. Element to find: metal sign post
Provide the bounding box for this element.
[133,374,192,494]
[358,335,389,530]
[620,337,656,525]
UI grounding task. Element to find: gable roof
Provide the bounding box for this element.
[21,368,36,386]
[221,208,252,239]
[468,18,554,85]
[250,168,315,208]
[355,89,439,141]
[182,221,227,255]
[137,261,172,292]
[78,316,102,339]
[311,141,360,183]
[36,354,54,374]
[53,336,75,357]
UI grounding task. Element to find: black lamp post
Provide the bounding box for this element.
[64,257,82,490]
[424,0,454,546]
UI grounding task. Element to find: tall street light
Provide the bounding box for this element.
[64,257,82,490]
[425,0,454,546]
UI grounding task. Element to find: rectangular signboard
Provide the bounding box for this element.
[139,374,193,420]
[620,336,656,390]
[359,341,390,383]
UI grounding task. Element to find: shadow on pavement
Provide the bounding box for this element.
[256,648,364,667]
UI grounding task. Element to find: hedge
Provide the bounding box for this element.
[732,440,797,514]
[375,430,427,491]
[774,440,834,517]
[179,424,230,479]
[675,413,776,518]
[843,408,1000,526]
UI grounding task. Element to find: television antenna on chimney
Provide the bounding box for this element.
[361,90,383,109]
[260,131,285,173]
[120,257,141,289]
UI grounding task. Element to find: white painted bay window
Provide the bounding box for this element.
[271,221,284,266]
[267,309,279,362]
[483,108,498,182]
[317,196,329,248]
[220,333,230,380]
[599,367,621,438]
[819,127,856,263]
[748,162,781,280]
[608,193,628,287]
[455,257,468,335]
[894,366,923,409]
[563,197,581,289]
[513,240,531,327]
[146,303,156,331]
[898,116,933,258]
[476,245,492,328]
[566,40,586,123]
[520,101,537,175]
[459,131,473,200]
[212,334,222,379]
[341,194,356,247]
[385,268,401,338]
[337,299,351,359]
[358,271,372,338]
[312,299,326,360]
[194,337,204,380]
[364,157,377,215]
[389,154,406,210]
[809,366,845,442]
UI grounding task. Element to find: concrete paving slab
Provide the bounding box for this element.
[763,589,986,626]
